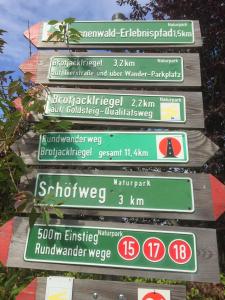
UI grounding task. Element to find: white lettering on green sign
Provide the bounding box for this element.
[35,173,194,212]
[38,131,189,163]
[44,92,186,123]
[48,56,184,82]
[42,21,195,45]
[24,224,197,273]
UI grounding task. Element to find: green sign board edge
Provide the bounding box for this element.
[42,20,195,44]
[37,131,189,163]
[34,172,195,213]
[24,224,197,273]
[43,91,187,123]
[47,55,184,83]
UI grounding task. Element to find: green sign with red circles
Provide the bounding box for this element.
[24,224,197,273]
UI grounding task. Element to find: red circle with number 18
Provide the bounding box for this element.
[117,236,140,261]
[143,237,166,262]
[168,239,192,264]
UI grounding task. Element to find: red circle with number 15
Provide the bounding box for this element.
[168,239,192,264]
[117,236,140,261]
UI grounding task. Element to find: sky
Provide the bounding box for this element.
[0,0,148,78]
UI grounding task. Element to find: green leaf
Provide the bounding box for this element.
[8,81,23,97]
[29,208,40,227]
[69,28,82,36]
[33,118,54,133]
[47,30,62,42]
[11,286,24,296]
[56,120,73,131]
[59,24,64,32]
[27,101,44,113]
[48,20,58,25]
[21,94,32,106]
[4,273,18,289]
[42,210,50,225]
[53,207,64,219]
[64,17,76,24]
[69,35,81,43]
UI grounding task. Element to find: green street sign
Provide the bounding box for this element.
[44,91,186,123]
[38,131,189,163]
[24,224,197,273]
[35,173,194,212]
[42,21,194,45]
[48,55,184,82]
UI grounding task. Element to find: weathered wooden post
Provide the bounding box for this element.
[0,16,224,299]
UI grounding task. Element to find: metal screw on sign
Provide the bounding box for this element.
[92,292,98,299]
[118,294,126,300]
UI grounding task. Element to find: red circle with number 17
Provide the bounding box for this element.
[117,236,140,261]
[143,237,166,262]
[169,239,192,264]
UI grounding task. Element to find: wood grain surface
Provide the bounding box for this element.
[35,277,186,300]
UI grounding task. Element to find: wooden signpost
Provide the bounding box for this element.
[16,277,186,300]
[19,52,201,88]
[41,88,204,129]
[0,217,220,283]
[24,20,202,49]
[1,16,223,294]
[12,130,218,167]
[20,169,225,221]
